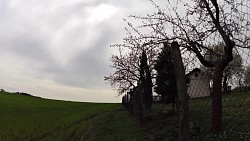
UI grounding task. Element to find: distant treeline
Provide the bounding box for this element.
[0,89,41,98]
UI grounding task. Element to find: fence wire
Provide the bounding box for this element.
[122,0,250,140]
[183,1,250,140]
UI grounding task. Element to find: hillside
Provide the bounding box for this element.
[0,91,147,141]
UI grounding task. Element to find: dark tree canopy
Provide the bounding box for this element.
[154,43,177,103]
[138,50,153,109]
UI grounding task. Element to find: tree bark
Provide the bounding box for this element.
[211,63,225,133]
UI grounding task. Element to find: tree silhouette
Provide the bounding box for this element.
[154,42,177,109]
[138,50,153,110]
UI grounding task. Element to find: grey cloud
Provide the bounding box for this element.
[55,48,109,88]
[0,0,157,101]
[0,0,123,89]
[50,21,120,89]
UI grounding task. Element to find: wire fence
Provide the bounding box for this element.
[120,0,250,140]
[122,44,250,141]
[122,72,250,140]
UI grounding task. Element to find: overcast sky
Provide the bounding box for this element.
[0,0,162,102]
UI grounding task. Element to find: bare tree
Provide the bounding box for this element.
[104,21,159,95]
[130,0,249,132]
[126,0,249,133]
[104,48,140,95]
[106,0,249,133]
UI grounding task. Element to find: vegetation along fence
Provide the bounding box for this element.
[107,0,250,140]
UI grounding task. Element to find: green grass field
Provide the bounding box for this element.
[1,90,249,141]
[0,91,147,141]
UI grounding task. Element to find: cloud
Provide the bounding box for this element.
[46,20,122,89]
[86,3,117,24]
[0,0,159,102]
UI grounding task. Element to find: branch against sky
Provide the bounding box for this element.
[105,0,249,96]
[129,0,249,65]
[137,0,249,133]
[104,19,161,95]
[106,0,250,132]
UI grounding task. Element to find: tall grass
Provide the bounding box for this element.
[0,91,148,141]
[90,107,149,141]
[0,91,116,141]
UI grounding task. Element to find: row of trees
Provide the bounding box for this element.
[105,0,249,136]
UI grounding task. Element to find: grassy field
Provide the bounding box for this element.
[0,91,148,141]
[1,90,249,141]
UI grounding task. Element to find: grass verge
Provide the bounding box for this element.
[0,91,148,141]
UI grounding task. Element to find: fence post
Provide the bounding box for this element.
[172,41,189,141]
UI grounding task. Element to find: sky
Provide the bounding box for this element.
[0,0,160,103]
[1,0,249,103]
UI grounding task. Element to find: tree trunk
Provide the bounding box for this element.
[211,63,225,133]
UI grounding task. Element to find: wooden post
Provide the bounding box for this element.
[172,41,189,141]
